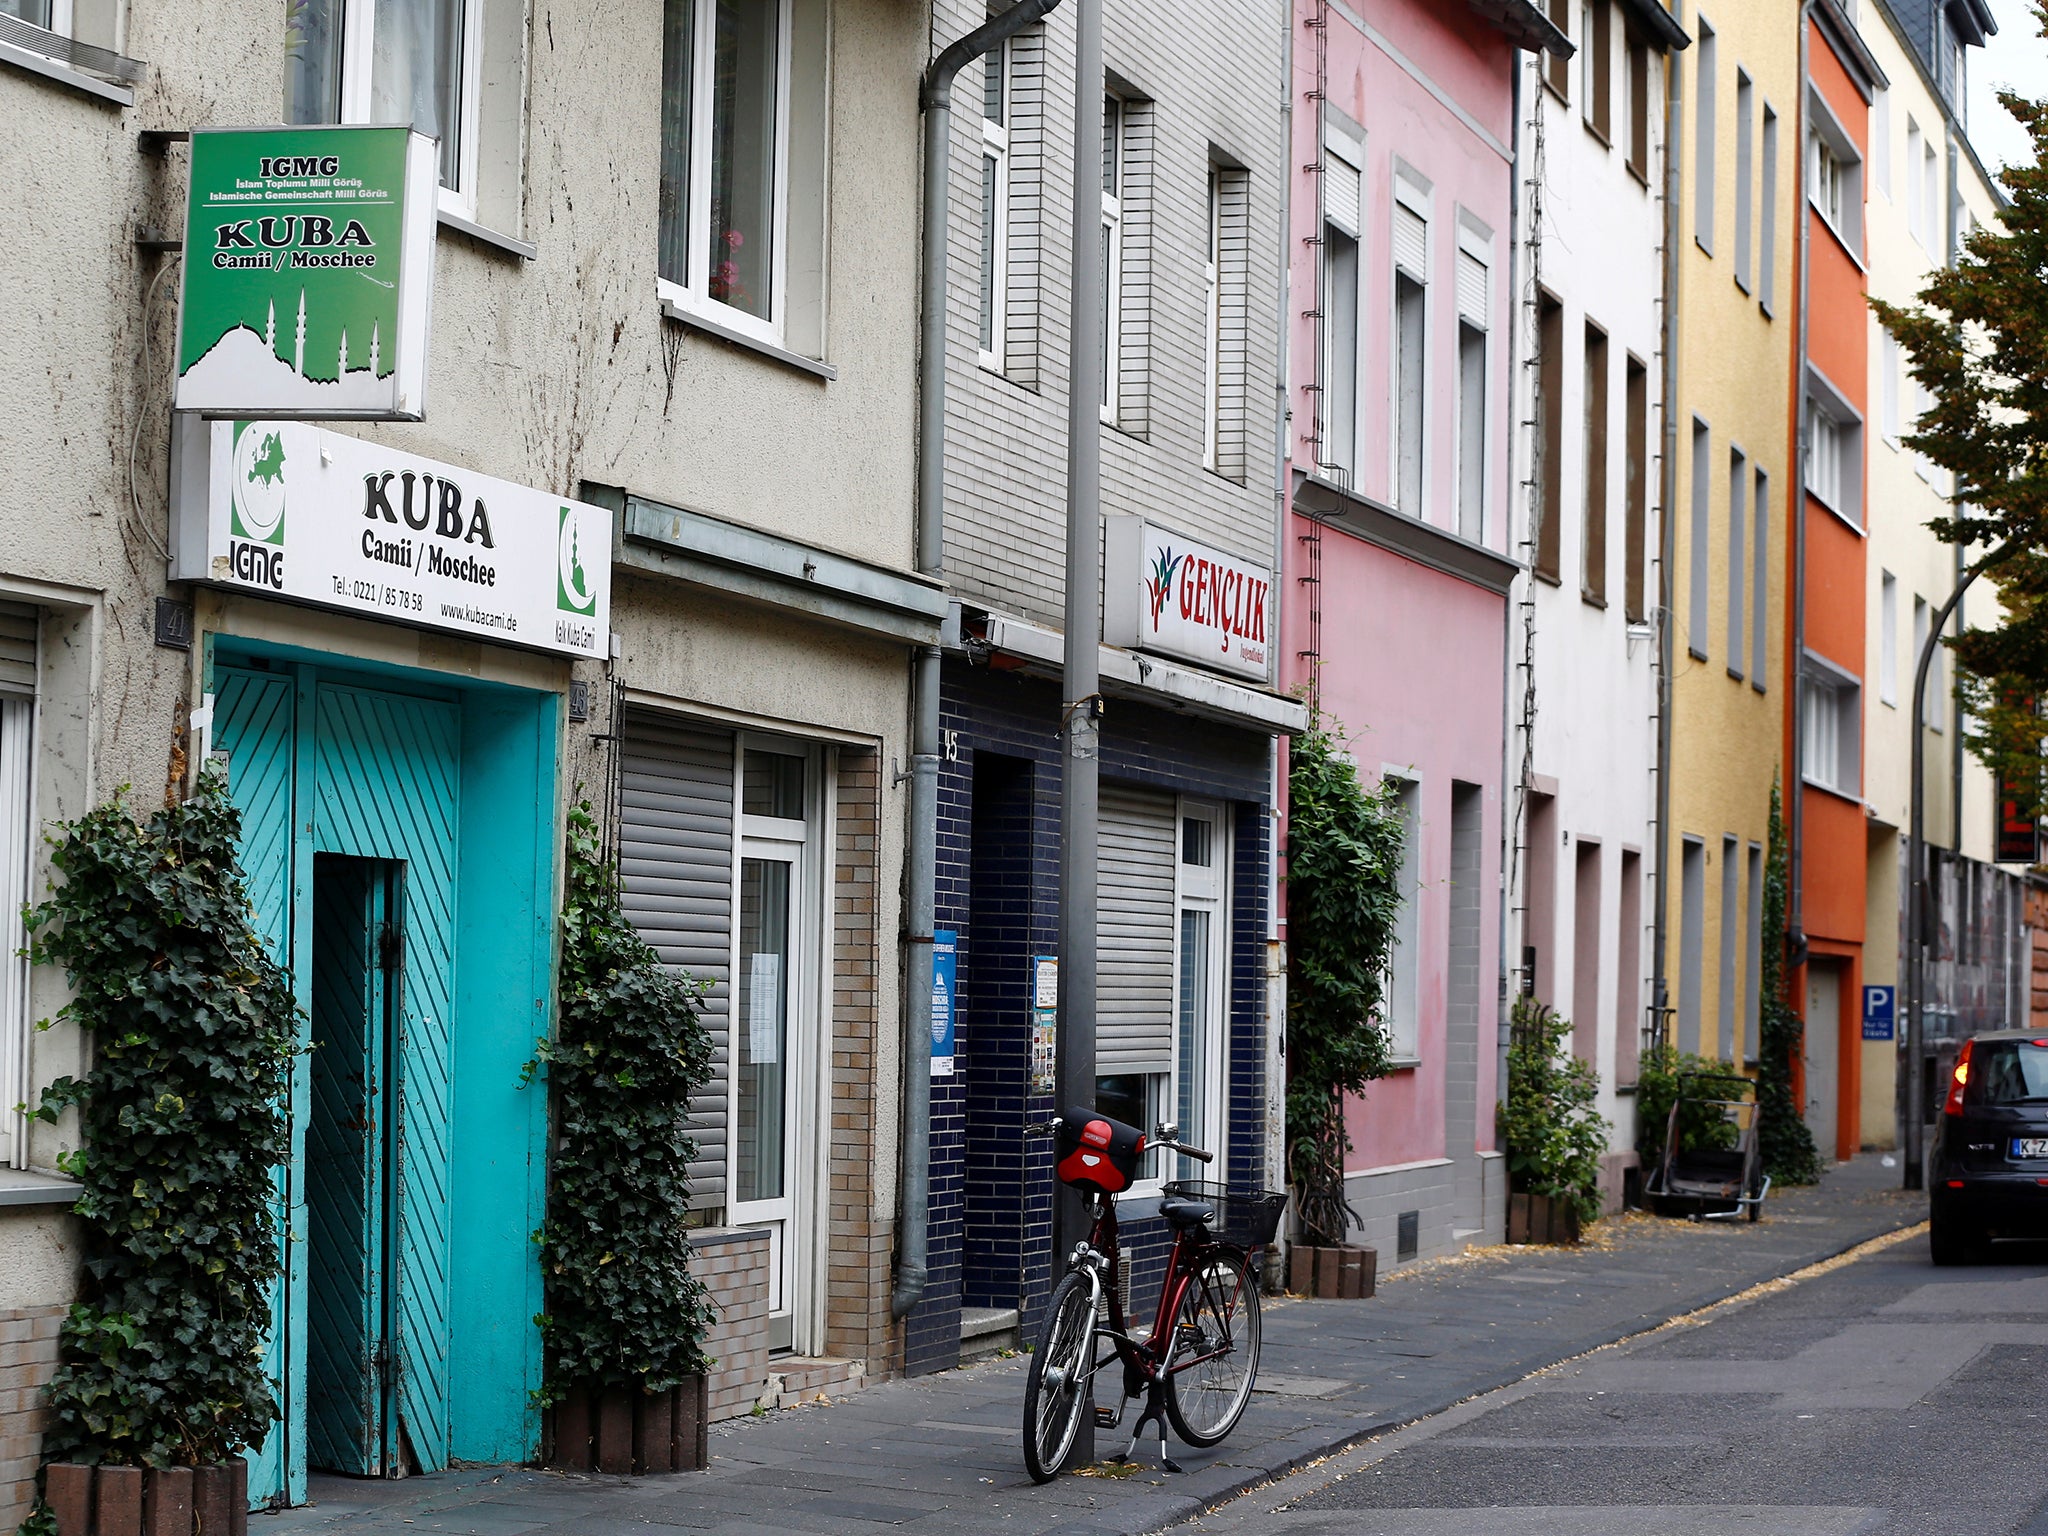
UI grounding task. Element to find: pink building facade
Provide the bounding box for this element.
[1283,0,1565,1263]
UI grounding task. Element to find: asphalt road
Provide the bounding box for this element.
[1185,1229,2048,1536]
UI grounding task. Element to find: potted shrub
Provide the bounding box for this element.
[533,806,717,1474]
[1502,997,1608,1244]
[25,774,295,1536]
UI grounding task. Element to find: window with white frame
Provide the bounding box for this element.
[1810,409,1842,506]
[1171,801,1228,1182]
[1906,117,1925,244]
[285,0,483,214]
[1383,776,1422,1062]
[1801,660,1860,797]
[1455,226,1490,544]
[0,604,32,1171]
[1879,569,1898,706]
[1914,595,1946,731]
[1881,329,1901,445]
[1806,371,1862,526]
[1922,129,1942,257]
[1208,164,1251,484]
[1871,84,1890,199]
[1811,132,1844,229]
[1750,465,1769,691]
[1807,89,1863,257]
[1393,175,1430,517]
[1320,138,1363,480]
[660,0,829,356]
[979,39,1010,369]
[1101,90,1125,420]
[1734,68,1753,291]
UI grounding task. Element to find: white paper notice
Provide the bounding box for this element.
[748,952,782,1064]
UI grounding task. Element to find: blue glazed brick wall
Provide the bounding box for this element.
[902,661,1273,1375]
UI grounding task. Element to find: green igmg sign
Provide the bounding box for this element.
[174,125,437,420]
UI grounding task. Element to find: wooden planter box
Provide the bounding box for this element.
[43,1460,247,1536]
[1286,1242,1376,1299]
[543,1376,707,1474]
[1507,1192,1582,1246]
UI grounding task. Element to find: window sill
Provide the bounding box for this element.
[0,1167,82,1208]
[1583,119,1611,149]
[1809,203,1867,271]
[1627,159,1650,189]
[1801,774,1864,807]
[1734,272,1751,296]
[1543,78,1569,108]
[1695,233,1714,259]
[1688,645,1708,662]
[438,209,535,262]
[1727,665,1745,683]
[1752,676,1767,695]
[0,35,136,105]
[1533,567,1563,589]
[1804,483,1865,536]
[660,298,838,382]
[1385,1056,1422,1072]
[1581,589,1608,610]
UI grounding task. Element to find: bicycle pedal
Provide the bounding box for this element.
[1094,1407,1118,1428]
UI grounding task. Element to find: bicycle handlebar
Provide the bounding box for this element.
[1021,1115,1214,1163]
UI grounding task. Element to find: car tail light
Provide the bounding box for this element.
[1944,1039,1975,1117]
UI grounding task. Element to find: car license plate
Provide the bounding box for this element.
[2013,1138,2048,1160]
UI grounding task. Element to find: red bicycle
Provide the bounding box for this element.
[1020,1108,1286,1481]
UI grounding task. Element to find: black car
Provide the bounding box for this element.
[1930,1030,2048,1264]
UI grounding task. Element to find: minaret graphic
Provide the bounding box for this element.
[293,289,307,378]
[264,298,276,355]
[369,320,381,379]
[338,327,349,379]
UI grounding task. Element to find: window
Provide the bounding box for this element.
[1583,322,1609,604]
[1694,17,1716,252]
[1393,182,1430,516]
[1572,839,1602,1062]
[1384,778,1423,1061]
[1759,104,1778,312]
[1625,354,1647,621]
[1801,661,1861,796]
[0,604,32,1170]
[1727,445,1747,676]
[1171,801,1229,1182]
[1743,844,1763,1062]
[1615,849,1642,1085]
[1907,117,1925,245]
[1320,141,1363,480]
[1734,69,1753,291]
[661,0,830,356]
[1206,164,1252,483]
[1546,0,1571,96]
[1582,0,1611,140]
[1811,130,1845,231]
[1718,834,1740,1061]
[1101,90,1124,421]
[286,0,484,213]
[1456,298,1488,542]
[1537,293,1565,582]
[1913,595,1930,723]
[979,40,1010,369]
[1203,169,1219,468]
[1881,328,1901,445]
[1872,85,1890,199]
[1679,837,1705,1055]
[1879,569,1899,705]
[1689,417,1710,659]
[1625,26,1650,179]
[1806,375,1862,526]
[1925,134,1944,255]
[1751,466,1769,693]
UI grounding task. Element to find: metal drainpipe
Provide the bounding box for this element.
[1789,3,1813,978]
[896,0,1066,1323]
[1269,0,1293,1202]
[1500,48,1525,1106]
[1652,8,1684,1054]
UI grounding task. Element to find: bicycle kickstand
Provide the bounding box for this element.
[1116,1380,1182,1475]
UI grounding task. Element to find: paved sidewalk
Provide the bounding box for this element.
[255,1156,1922,1536]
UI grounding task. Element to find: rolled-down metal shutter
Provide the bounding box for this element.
[1098,783,1176,1077]
[0,602,35,694]
[618,713,735,1206]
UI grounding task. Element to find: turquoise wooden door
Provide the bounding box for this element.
[314,683,459,1475]
[212,667,303,1509]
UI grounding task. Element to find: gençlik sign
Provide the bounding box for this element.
[1104,516,1273,682]
[171,419,611,661]
[174,125,437,420]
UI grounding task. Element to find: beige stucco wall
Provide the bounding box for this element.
[1666,0,1801,1065]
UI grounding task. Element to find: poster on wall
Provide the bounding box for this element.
[931,930,957,1078]
[174,125,438,420]
[171,417,611,661]
[1102,516,1272,683]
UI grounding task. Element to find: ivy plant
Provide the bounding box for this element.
[1285,713,1405,1249]
[1757,780,1822,1186]
[1501,997,1608,1228]
[532,804,716,1401]
[26,771,296,1468]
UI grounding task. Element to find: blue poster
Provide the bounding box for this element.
[931,930,957,1076]
[1862,984,1895,1042]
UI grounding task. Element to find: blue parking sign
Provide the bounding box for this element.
[1862,985,1895,1041]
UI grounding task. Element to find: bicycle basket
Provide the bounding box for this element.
[1160,1181,1288,1247]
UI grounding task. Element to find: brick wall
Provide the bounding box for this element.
[825,748,896,1372]
[689,1231,772,1422]
[0,1306,63,1531]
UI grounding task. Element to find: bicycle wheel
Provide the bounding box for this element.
[1022,1270,1096,1482]
[1164,1248,1261,1447]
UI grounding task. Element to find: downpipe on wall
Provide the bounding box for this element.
[895,0,1066,1324]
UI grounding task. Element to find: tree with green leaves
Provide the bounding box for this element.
[1871,19,2048,813]
[1285,713,1406,1249]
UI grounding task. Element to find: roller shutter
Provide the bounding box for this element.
[1457,249,1489,324]
[0,602,34,694]
[619,713,735,1206]
[1393,202,1428,280]
[1097,783,1176,1077]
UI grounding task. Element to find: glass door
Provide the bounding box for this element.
[1175,802,1228,1183]
[729,743,818,1354]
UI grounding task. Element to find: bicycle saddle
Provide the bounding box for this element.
[1159,1198,1215,1230]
